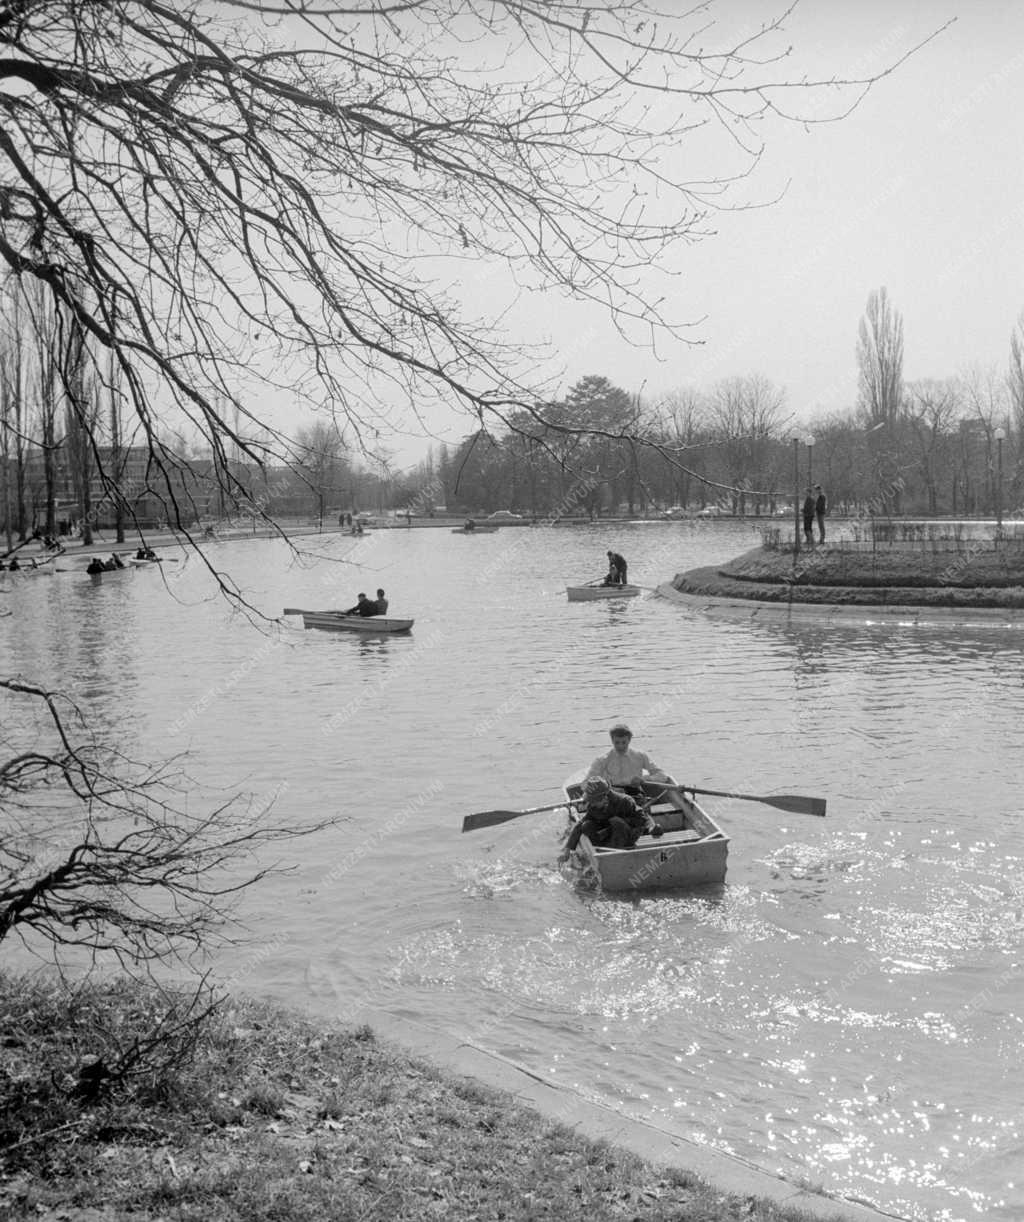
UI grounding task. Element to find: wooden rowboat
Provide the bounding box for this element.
[284,608,413,634]
[451,525,499,534]
[563,776,729,891]
[566,584,640,601]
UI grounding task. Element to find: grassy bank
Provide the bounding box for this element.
[0,974,855,1222]
[672,545,1024,608]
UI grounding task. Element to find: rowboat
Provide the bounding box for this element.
[451,525,499,534]
[286,608,414,634]
[563,777,729,891]
[566,584,640,601]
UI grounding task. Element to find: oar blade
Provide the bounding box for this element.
[462,799,570,834]
[757,793,827,817]
[461,809,528,833]
[689,786,826,817]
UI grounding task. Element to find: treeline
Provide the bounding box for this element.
[4,285,1024,539]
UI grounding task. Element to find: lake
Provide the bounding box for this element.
[2,519,1021,1221]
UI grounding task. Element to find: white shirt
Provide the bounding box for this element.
[588,746,668,787]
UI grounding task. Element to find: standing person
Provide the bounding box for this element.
[802,488,815,545]
[603,549,627,586]
[374,588,389,614]
[588,723,670,793]
[557,776,661,862]
[814,484,827,544]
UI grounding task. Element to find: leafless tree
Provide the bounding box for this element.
[905,378,961,514]
[856,287,905,426]
[0,1,945,517]
[707,374,786,513]
[0,678,323,969]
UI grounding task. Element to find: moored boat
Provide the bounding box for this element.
[286,608,414,634]
[451,525,499,534]
[563,776,729,891]
[566,583,640,601]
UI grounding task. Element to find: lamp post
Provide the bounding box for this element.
[806,434,816,488]
[995,426,1006,534]
[791,430,802,554]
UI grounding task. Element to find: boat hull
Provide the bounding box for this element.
[564,779,729,891]
[566,584,640,601]
[451,526,499,533]
[300,612,413,633]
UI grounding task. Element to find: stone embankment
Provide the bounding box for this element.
[668,545,1024,612]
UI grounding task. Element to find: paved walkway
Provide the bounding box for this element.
[368,1010,907,1222]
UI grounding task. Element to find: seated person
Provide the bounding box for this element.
[374,588,389,614]
[558,777,662,862]
[588,723,670,795]
[105,553,124,570]
[86,558,106,575]
[344,592,380,617]
[7,557,20,571]
[464,519,476,531]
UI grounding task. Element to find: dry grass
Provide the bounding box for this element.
[0,974,850,1222]
[671,545,1024,607]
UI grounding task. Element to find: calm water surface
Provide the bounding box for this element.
[2,520,1022,1221]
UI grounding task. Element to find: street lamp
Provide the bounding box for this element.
[995,426,1006,533]
[806,434,816,487]
[791,430,803,554]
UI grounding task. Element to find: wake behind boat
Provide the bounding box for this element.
[563,776,729,891]
[284,607,413,634]
[566,583,640,601]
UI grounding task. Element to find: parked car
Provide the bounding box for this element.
[661,505,689,519]
[696,506,721,518]
[487,510,523,520]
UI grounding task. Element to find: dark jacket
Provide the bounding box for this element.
[815,493,827,518]
[345,596,380,617]
[566,790,650,852]
[802,496,815,524]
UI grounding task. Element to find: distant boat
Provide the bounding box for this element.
[565,584,640,601]
[451,525,499,534]
[284,608,413,634]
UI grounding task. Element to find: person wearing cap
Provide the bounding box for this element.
[588,723,669,794]
[558,776,661,862]
[601,549,627,586]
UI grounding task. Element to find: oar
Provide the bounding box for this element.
[462,800,575,833]
[685,786,826,817]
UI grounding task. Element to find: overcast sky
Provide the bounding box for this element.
[383,1,1024,467]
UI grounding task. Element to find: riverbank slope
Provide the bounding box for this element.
[0,975,885,1222]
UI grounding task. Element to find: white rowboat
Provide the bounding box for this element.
[284,608,414,634]
[566,584,640,601]
[563,777,729,891]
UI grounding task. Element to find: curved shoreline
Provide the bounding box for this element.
[660,550,1024,626]
[369,1009,898,1222]
[656,581,1024,627]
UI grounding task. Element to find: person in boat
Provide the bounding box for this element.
[343,592,380,617]
[588,723,670,796]
[6,557,18,571]
[86,557,106,575]
[464,518,476,531]
[557,776,661,862]
[602,549,627,586]
[105,553,125,570]
[374,588,388,614]
[136,546,158,561]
